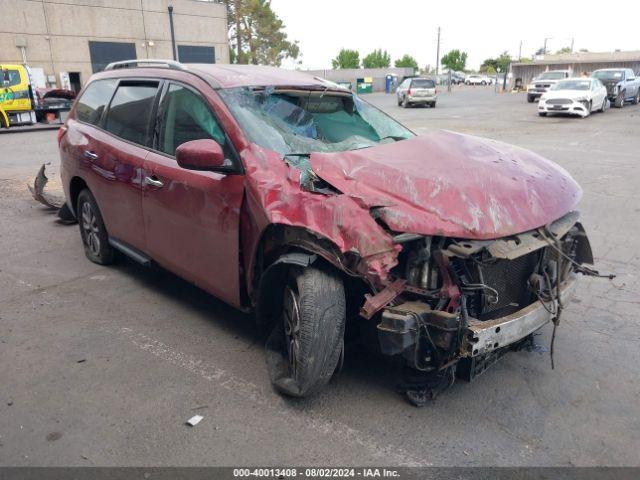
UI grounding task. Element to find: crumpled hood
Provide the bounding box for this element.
[309,130,582,240]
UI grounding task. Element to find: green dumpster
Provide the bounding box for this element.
[356,77,373,94]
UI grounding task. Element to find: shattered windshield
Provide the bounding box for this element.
[218,87,414,156]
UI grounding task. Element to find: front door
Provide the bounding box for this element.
[142,82,245,306]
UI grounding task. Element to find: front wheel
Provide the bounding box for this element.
[527,95,535,103]
[265,265,346,398]
[538,112,547,116]
[431,101,436,108]
[615,92,625,108]
[77,189,115,265]
[601,97,609,112]
[633,91,640,105]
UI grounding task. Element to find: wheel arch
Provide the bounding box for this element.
[69,176,89,215]
[249,224,370,326]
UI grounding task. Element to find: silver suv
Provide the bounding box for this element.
[396,77,437,108]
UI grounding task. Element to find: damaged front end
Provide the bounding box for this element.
[367,211,594,405]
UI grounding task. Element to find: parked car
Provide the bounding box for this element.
[538,78,608,118]
[396,77,437,107]
[59,60,594,405]
[526,70,571,102]
[465,74,487,85]
[591,68,640,108]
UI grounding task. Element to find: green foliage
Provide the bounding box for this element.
[224,0,299,66]
[441,49,468,72]
[362,49,391,68]
[555,47,572,54]
[331,49,360,69]
[394,54,418,70]
[480,51,512,73]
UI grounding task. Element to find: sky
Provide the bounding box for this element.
[269,0,640,71]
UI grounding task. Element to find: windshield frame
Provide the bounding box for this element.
[217,85,416,157]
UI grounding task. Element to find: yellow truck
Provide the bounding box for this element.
[0,63,37,128]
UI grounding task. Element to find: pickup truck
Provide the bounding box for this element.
[526,70,571,102]
[591,68,640,108]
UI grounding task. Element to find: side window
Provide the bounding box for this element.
[159,83,228,157]
[400,79,410,89]
[6,69,22,86]
[105,82,158,146]
[75,79,117,125]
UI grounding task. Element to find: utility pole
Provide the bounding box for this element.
[518,41,522,61]
[570,38,574,53]
[436,26,441,75]
[543,37,552,55]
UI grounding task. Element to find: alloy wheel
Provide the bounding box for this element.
[283,285,301,378]
[81,201,101,256]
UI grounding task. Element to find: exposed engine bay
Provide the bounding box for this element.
[367,211,596,406]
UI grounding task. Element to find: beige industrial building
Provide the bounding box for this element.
[0,0,229,91]
[512,51,640,85]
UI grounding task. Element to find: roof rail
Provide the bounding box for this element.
[104,59,187,71]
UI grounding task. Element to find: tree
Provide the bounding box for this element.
[535,47,547,56]
[224,0,299,66]
[441,49,468,72]
[394,54,418,70]
[555,47,572,54]
[331,49,360,69]
[480,51,511,73]
[362,49,391,68]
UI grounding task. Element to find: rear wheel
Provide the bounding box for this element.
[538,112,547,117]
[431,101,436,108]
[633,90,640,105]
[402,96,409,108]
[265,265,346,398]
[77,189,115,265]
[601,97,609,112]
[527,95,535,103]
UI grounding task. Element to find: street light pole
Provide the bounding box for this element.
[436,27,441,76]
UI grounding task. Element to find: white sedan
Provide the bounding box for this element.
[538,78,608,118]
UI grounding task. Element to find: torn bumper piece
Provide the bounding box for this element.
[377,276,578,368]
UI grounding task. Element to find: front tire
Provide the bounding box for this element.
[77,189,115,265]
[538,112,547,116]
[527,94,535,103]
[615,92,625,108]
[266,265,346,398]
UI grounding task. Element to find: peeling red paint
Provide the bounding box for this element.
[309,130,582,240]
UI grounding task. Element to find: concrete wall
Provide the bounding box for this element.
[0,0,229,88]
[306,67,416,92]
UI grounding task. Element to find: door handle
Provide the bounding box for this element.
[83,150,98,161]
[144,176,164,188]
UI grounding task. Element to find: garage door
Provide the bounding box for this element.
[89,41,137,73]
[178,45,215,64]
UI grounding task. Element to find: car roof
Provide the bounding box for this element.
[186,64,333,88]
[92,62,348,91]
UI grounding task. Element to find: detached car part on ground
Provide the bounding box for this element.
[55,62,603,406]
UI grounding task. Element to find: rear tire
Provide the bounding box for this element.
[538,112,547,116]
[633,91,640,105]
[601,97,609,112]
[527,95,535,103]
[402,97,409,108]
[265,265,346,398]
[77,189,115,265]
[431,102,436,108]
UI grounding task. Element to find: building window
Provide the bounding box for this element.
[178,45,215,64]
[89,41,137,73]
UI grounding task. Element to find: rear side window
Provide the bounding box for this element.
[5,69,22,87]
[411,79,435,88]
[105,82,158,146]
[75,79,117,125]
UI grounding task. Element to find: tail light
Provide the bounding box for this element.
[435,88,438,94]
[407,88,412,96]
[57,125,67,145]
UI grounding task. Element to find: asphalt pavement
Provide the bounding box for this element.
[0,86,638,466]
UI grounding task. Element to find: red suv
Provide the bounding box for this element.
[59,60,594,405]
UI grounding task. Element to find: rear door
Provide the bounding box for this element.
[78,79,159,250]
[142,82,245,306]
[410,78,436,97]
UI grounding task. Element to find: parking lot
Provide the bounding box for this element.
[1,86,639,466]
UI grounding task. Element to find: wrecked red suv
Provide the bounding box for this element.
[59,60,594,405]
